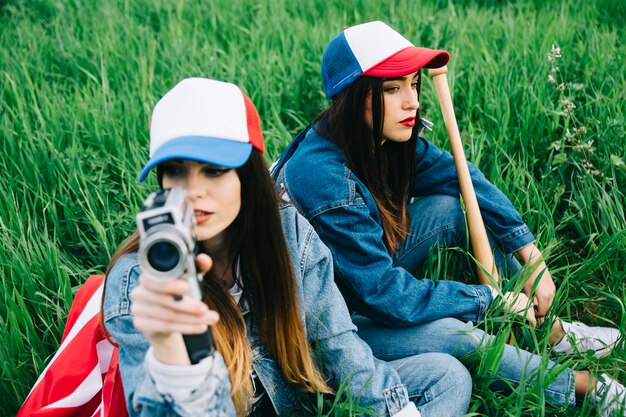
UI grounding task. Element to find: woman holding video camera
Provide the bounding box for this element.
[101,77,472,417]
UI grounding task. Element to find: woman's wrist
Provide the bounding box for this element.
[146,347,215,402]
[516,242,541,264]
[151,333,191,366]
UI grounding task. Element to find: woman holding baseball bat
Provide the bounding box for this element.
[272,21,624,415]
[101,77,473,417]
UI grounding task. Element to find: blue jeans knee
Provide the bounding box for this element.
[390,352,471,417]
[395,194,524,278]
[393,195,466,272]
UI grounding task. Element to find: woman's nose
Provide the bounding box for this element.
[404,90,419,110]
[185,173,205,199]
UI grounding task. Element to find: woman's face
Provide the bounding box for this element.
[161,159,241,244]
[364,71,420,143]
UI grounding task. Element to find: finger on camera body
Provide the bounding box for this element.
[133,312,217,332]
[195,253,213,276]
[138,272,190,296]
[131,281,218,323]
[134,316,211,338]
[131,301,218,326]
[130,282,188,307]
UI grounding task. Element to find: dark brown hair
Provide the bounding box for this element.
[314,73,421,252]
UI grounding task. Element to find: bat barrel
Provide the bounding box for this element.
[428,66,499,285]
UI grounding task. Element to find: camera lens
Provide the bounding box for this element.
[147,241,180,272]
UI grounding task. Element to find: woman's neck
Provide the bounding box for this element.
[200,239,236,288]
[211,258,236,289]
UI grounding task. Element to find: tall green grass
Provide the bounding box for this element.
[1,0,624,415]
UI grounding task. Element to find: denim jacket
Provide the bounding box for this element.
[103,205,416,416]
[271,124,535,328]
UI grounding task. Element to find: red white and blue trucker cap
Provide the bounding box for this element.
[321,21,450,99]
[138,78,264,182]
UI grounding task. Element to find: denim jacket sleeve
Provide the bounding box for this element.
[102,254,235,417]
[412,137,535,253]
[302,196,493,327]
[284,208,417,416]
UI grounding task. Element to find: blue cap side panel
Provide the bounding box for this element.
[321,33,363,98]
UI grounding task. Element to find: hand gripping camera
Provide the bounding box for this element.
[136,187,215,364]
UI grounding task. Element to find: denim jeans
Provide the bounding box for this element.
[364,195,576,410]
[393,194,523,278]
[389,353,472,417]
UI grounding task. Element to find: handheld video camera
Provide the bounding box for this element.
[136,187,215,364]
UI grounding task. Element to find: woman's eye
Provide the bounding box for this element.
[411,82,419,89]
[384,86,400,93]
[204,168,229,177]
[162,165,184,176]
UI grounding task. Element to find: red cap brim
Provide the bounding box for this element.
[363,46,450,77]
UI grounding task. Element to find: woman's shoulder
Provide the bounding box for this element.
[278,204,313,242]
[278,204,332,259]
[284,129,347,180]
[278,205,328,258]
[103,252,141,320]
[280,131,363,215]
[107,253,140,282]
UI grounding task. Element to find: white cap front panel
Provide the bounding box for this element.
[149,78,249,156]
[344,21,413,71]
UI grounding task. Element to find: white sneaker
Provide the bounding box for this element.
[589,373,626,417]
[552,320,621,358]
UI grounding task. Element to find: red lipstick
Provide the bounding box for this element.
[194,210,213,224]
[400,117,416,127]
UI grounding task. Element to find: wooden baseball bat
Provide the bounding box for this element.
[428,66,499,286]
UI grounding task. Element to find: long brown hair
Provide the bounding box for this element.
[102,150,331,416]
[314,73,421,252]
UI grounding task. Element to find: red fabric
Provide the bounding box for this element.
[17,275,128,417]
[102,349,126,417]
[61,275,105,341]
[240,89,265,153]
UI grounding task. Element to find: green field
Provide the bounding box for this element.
[2,0,625,415]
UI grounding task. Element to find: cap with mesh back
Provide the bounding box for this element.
[321,21,450,99]
[138,78,264,182]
